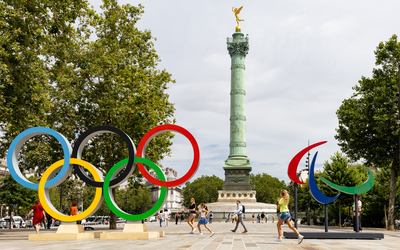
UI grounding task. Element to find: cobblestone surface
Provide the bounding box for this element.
[1,221,399,249]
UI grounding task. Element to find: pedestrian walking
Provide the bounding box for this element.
[158,210,163,227]
[352,195,363,232]
[46,212,52,229]
[231,200,248,233]
[209,211,213,224]
[196,203,215,237]
[395,216,400,231]
[261,212,265,223]
[27,199,46,234]
[188,197,197,233]
[252,213,255,223]
[180,211,185,224]
[257,214,261,223]
[274,190,304,244]
[175,212,179,225]
[164,209,169,227]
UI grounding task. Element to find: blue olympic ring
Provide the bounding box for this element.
[7,127,72,189]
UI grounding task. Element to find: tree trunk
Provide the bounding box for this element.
[387,166,396,231]
[339,198,341,228]
[109,188,117,229]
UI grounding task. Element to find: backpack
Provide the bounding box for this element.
[242,205,245,213]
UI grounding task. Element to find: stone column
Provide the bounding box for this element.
[223,30,252,192]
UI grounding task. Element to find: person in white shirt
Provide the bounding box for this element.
[231,200,248,233]
[196,203,215,237]
[395,216,400,231]
[352,195,362,232]
[163,209,169,227]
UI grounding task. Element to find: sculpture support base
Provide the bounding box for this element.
[206,190,277,219]
[284,231,384,240]
[28,224,97,241]
[218,190,256,202]
[100,223,164,240]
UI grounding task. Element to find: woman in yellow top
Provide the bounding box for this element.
[274,190,304,244]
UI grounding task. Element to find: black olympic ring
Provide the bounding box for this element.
[71,125,136,188]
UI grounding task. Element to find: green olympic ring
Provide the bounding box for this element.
[103,157,167,221]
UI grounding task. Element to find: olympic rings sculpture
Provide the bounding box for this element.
[7,124,200,222]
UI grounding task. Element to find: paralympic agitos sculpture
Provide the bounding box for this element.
[288,141,375,203]
[7,124,200,222]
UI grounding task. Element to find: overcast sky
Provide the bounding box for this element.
[89,0,400,184]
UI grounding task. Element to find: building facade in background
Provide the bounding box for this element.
[0,158,8,178]
[145,167,184,213]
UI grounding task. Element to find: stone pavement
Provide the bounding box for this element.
[1,220,399,250]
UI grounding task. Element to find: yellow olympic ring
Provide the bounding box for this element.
[38,158,104,222]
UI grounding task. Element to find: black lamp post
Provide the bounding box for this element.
[59,183,63,212]
[77,190,81,210]
[306,140,311,226]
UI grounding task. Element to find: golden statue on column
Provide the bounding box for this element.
[232,6,244,31]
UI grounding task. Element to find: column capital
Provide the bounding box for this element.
[227,32,249,57]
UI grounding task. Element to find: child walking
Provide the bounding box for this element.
[275,190,304,244]
[197,203,215,237]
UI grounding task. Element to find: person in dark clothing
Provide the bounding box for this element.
[188,197,197,233]
[46,212,52,229]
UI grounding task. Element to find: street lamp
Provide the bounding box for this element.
[59,183,63,213]
[126,197,129,213]
[77,190,81,210]
[306,141,311,226]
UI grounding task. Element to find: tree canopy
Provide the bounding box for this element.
[320,152,367,227]
[0,0,175,229]
[181,175,224,208]
[250,173,286,204]
[0,175,38,227]
[336,34,400,230]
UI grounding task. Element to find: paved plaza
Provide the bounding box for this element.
[0,221,399,250]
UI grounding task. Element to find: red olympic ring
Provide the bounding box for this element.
[137,124,200,187]
[287,141,327,185]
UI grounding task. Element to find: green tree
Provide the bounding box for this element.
[82,185,110,216]
[181,175,224,208]
[0,175,37,228]
[361,167,400,228]
[1,0,175,230]
[56,0,175,229]
[320,152,360,227]
[0,0,93,167]
[115,185,152,215]
[336,34,400,230]
[250,173,286,204]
